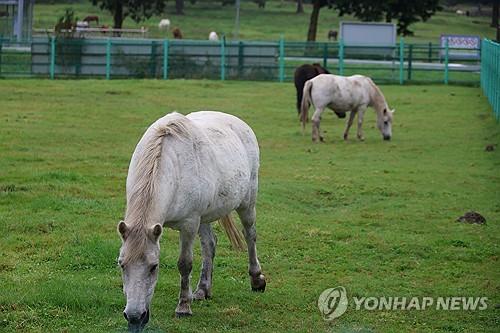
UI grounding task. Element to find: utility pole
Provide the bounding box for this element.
[234,0,240,40]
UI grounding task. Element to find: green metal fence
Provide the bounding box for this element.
[480,39,500,121]
[0,36,482,86]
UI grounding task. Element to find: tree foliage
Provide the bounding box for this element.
[335,0,442,36]
[91,0,166,29]
[306,0,441,41]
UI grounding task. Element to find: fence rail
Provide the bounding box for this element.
[480,39,500,121]
[0,36,482,85]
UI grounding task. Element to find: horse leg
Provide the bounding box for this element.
[343,110,357,140]
[175,217,200,317]
[193,223,217,300]
[311,107,324,143]
[237,206,266,292]
[357,107,367,141]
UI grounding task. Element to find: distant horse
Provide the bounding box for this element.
[158,19,170,30]
[118,111,266,332]
[328,30,338,41]
[300,74,395,142]
[209,31,219,41]
[100,25,110,34]
[294,64,346,119]
[83,15,99,26]
[173,27,183,39]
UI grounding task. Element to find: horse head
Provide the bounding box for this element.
[117,221,163,332]
[377,108,395,141]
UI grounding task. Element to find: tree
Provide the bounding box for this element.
[306,0,441,41]
[296,0,304,14]
[91,0,166,30]
[176,0,184,15]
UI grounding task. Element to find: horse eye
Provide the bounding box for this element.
[150,264,158,273]
[384,121,388,125]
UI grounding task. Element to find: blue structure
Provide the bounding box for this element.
[0,0,35,41]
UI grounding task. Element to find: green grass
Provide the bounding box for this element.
[0,79,499,332]
[32,1,497,42]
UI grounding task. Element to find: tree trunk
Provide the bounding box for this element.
[113,1,123,37]
[113,1,123,29]
[176,0,185,15]
[307,1,321,41]
[296,0,304,14]
[492,0,499,28]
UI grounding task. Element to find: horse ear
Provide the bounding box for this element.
[150,224,163,242]
[118,220,128,240]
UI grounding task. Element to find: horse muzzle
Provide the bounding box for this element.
[125,308,149,332]
[383,135,391,141]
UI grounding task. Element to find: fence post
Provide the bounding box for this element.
[399,38,404,85]
[338,39,344,75]
[428,42,432,63]
[238,41,244,78]
[220,35,225,81]
[105,38,111,80]
[279,35,285,82]
[444,38,449,85]
[480,39,484,89]
[495,42,499,121]
[0,38,3,75]
[150,40,157,77]
[323,42,328,69]
[407,44,413,81]
[50,36,56,79]
[163,39,169,80]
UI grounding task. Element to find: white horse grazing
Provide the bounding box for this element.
[158,19,170,30]
[208,31,219,41]
[117,111,266,332]
[300,74,395,142]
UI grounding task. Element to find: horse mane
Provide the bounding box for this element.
[367,78,388,113]
[122,113,191,264]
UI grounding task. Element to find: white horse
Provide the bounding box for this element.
[208,31,219,41]
[158,19,170,30]
[117,111,266,332]
[300,74,395,142]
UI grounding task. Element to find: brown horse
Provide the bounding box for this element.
[83,15,99,26]
[173,27,183,39]
[294,64,345,118]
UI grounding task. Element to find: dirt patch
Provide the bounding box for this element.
[485,144,496,152]
[456,211,486,225]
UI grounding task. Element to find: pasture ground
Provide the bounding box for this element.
[0,80,499,332]
[32,1,497,42]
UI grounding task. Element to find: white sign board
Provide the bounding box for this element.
[440,34,481,60]
[340,22,396,46]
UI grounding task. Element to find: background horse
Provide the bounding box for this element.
[118,111,266,332]
[83,15,99,26]
[294,64,345,119]
[300,74,395,142]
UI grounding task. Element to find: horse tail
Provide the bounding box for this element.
[219,214,246,251]
[300,79,313,131]
[296,83,303,114]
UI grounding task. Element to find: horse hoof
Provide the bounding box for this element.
[193,288,211,300]
[319,136,325,142]
[175,311,192,318]
[251,274,266,292]
[251,282,266,292]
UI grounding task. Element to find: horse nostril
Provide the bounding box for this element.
[140,311,147,321]
[123,311,128,321]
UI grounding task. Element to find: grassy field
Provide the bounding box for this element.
[0,79,499,332]
[32,1,497,42]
